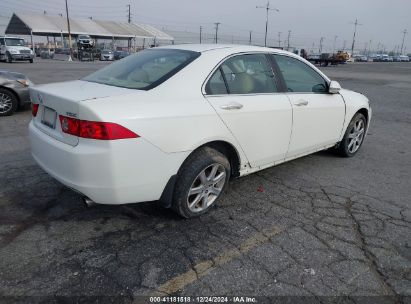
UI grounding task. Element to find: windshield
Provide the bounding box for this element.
[102,50,112,54]
[83,49,200,90]
[5,38,25,46]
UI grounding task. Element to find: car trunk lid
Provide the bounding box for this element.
[30,80,135,146]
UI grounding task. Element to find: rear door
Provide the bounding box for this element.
[272,54,345,158]
[205,53,293,167]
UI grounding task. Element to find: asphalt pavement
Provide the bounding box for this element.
[0,59,410,302]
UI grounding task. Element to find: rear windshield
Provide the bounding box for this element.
[83,49,200,90]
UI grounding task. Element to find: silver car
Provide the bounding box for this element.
[0,70,32,116]
[100,50,114,61]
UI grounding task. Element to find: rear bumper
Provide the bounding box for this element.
[29,121,189,205]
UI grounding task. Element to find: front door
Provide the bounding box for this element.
[272,54,345,158]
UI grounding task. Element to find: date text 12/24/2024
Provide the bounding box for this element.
[149,297,257,303]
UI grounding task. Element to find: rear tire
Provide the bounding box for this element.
[337,113,367,157]
[172,147,231,218]
[0,89,18,116]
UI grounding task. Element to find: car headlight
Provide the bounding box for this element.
[9,50,19,54]
[17,79,33,87]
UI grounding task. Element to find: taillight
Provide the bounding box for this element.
[32,104,39,117]
[59,115,139,140]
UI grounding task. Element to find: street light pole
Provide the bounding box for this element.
[256,1,279,47]
[65,0,72,61]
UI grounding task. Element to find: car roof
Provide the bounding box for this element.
[156,44,290,55]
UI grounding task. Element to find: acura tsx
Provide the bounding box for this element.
[29,45,371,218]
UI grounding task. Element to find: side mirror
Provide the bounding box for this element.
[329,81,341,94]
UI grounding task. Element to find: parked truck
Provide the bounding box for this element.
[307,51,350,66]
[0,36,34,63]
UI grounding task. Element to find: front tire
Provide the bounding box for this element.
[172,147,231,218]
[29,58,34,63]
[7,53,13,63]
[337,113,367,157]
[0,89,18,116]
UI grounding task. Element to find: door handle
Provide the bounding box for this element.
[294,100,309,106]
[220,103,244,110]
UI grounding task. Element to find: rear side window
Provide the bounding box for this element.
[84,49,200,90]
[206,53,277,95]
[0,39,4,46]
[273,55,328,93]
[205,69,228,95]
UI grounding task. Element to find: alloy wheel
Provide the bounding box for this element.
[187,163,226,213]
[347,118,365,154]
[0,92,13,114]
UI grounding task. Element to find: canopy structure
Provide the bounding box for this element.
[5,13,174,41]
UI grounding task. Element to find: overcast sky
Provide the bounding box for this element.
[1,0,410,52]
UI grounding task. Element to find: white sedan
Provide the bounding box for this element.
[29,45,371,218]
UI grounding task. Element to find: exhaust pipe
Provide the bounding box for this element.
[83,197,97,208]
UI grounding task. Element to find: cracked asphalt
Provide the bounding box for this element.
[0,60,410,302]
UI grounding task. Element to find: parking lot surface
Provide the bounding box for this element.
[0,59,410,301]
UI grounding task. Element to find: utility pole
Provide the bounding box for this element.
[127,4,131,23]
[200,26,202,44]
[368,39,372,56]
[256,1,279,47]
[333,35,337,53]
[351,18,362,56]
[400,29,408,55]
[64,0,72,61]
[249,31,252,45]
[319,37,325,53]
[214,22,221,44]
[278,31,281,48]
[287,30,291,51]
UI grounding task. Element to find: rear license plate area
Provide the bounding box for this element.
[41,107,57,129]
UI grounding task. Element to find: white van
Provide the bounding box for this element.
[0,36,34,63]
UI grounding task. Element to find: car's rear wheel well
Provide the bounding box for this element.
[200,141,241,178]
[159,141,241,208]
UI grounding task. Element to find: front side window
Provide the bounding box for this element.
[273,55,328,93]
[0,39,4,46]
[206,53,277,95]
[84,49,200,90]
[5,38,25,47]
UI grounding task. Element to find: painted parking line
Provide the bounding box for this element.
[150,226,283,296]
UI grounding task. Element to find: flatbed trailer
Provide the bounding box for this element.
[307,52,349,66]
